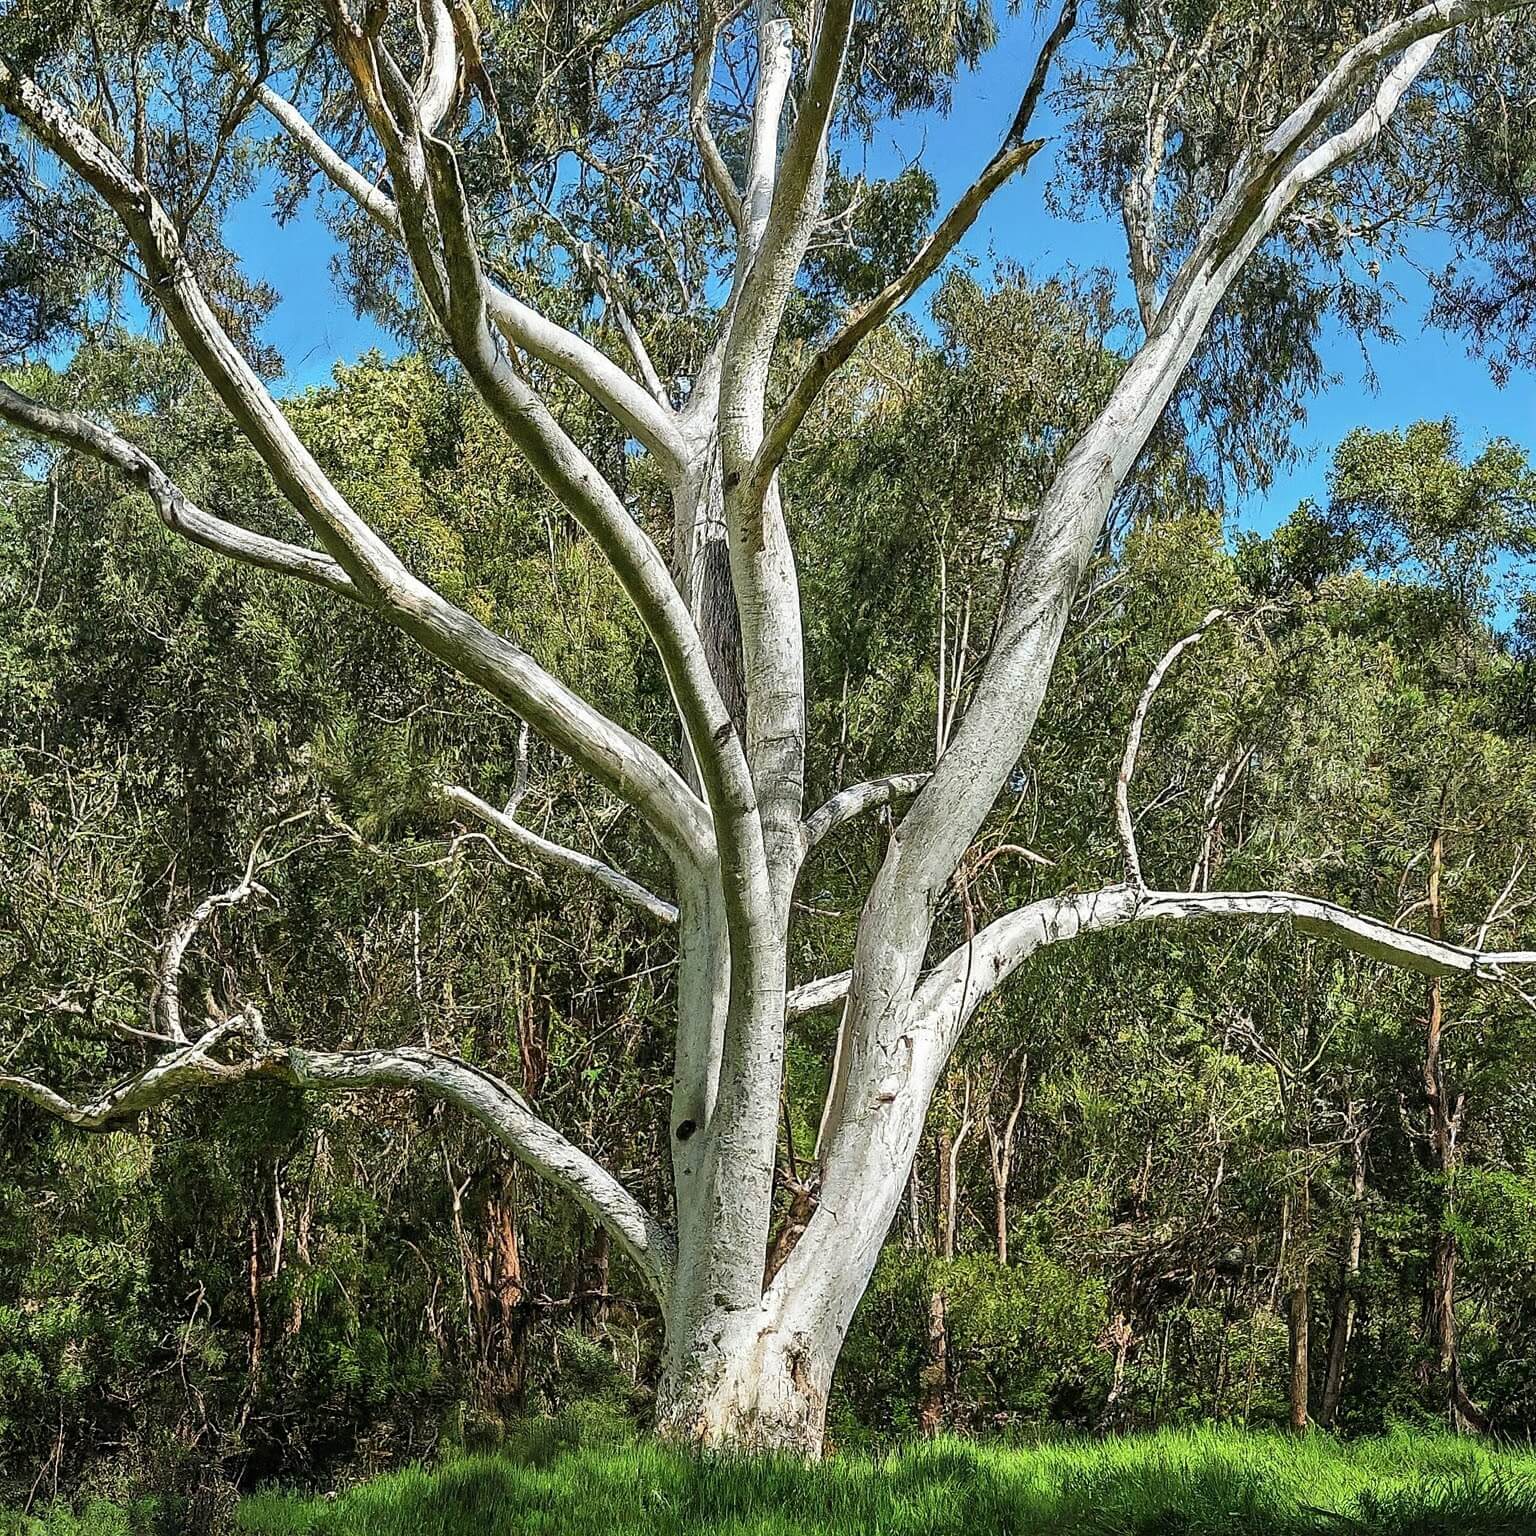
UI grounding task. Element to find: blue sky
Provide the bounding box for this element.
[236,10,1535,539]
[227,195,393,389]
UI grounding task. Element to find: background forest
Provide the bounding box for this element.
[5,270,1536,1505]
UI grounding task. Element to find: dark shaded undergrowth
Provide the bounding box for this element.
[6,1419,1535,1535]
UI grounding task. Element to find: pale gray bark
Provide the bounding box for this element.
[802,775,929,853]
[203,30,687,472]
[0,55,710,871]
[1116,610,1227,888]
[0,385,359,602]
[0,1018,675,1300]
[688,1,746,234]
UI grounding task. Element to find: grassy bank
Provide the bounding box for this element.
[7,1424,1536,1535]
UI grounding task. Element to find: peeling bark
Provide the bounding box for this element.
[1287,1171,1311,1435]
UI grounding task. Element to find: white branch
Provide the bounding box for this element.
[1145,889,1536,981]
[481,283,688,473]
[414,0,461,135]
[0,1016,676,1300]
[441,782,678,925]
[784,878,1536,1043]
[0,60,410,599]
[0,1011,256,1125]
[0,59,710,868]
[741,16,795,251]
[579,242,672,409]
[802,774,929,852]
[0,384,360,601]
[1116,609,1225,889]
[157,868,266,1045]
[1475,846,1527,950]
[689,0,744,232]
[786,971,852,1020]
[201,33,686,472]
[716,5,830,472]
[715,1,838,520]
[918,884,1536,1048]
[286,1043,675,1298]
[232,65,397,226]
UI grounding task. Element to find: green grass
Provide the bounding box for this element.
[9,1422,1536,1535]
[234,1421,1536,1536]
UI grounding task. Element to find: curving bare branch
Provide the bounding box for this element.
[283,1041,676,1299]
[0,1009,260,1125]
[156,866,267,1045]
[752,0,1078,491]
[0,383,360,602]
[441,782,679,925]
[199,33,687,472]
[0,55,711,869]
[916,883,1536,1054]
[689,0,744,233]
[0,1010,676,1299]
[802,774,929,852]
[1115,609,1226,889]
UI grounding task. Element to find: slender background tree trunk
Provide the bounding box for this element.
[1319,1114,1367,1429]
[1421,828,1485,1432]
[1287,1167,1310,1435]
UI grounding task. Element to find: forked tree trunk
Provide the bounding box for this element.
[4,0,1521,1472]
[1428,1233,1486,1432]
[984,1054,1028,1266]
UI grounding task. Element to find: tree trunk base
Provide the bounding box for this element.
[655,1326,830,1457]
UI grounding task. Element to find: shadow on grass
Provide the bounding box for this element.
[222,1419,1536,1536]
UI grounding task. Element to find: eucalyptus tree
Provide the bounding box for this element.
[4,0,1536,1454]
